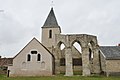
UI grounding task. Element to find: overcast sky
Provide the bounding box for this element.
[0,0,120,57]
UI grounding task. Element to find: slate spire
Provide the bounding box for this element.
[42,8,59,28]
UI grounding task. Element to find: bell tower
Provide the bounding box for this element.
[41,8,61,52]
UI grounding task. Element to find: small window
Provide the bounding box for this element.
[31,51,37,54]
[49,30,52,38]
[37,54,41,61]
[27,54,31,61]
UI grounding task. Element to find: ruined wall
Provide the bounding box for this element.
[59,46,82,74]
[100,52,106,72]
[53,34,100,76]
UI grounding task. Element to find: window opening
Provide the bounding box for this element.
[37,54,41,61]
[49,30,52,38]
[27,54,31,61]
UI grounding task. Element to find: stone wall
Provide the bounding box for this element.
[53,34,100,76]
[106,60,120,72]
[8,38,53,77]
[100,52,106,72]
[100,51,120,76]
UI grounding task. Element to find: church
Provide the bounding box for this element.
[8,8,120,77]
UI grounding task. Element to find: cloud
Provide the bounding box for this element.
[0,0,120,57]
[0,12,33,57]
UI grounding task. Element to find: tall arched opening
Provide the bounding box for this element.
[57,41,66,75]
[72,41,82,75]
[88,42,94,73]
[88,40,99,74]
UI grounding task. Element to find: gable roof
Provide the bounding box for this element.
[42,8,60,28]
[14,37,54,59]
[100,46,120,60]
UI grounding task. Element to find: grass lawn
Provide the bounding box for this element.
[0,74,120,80]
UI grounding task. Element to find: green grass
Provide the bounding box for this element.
[0,74,120,80]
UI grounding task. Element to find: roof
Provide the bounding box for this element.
[0,58,13,66]
[42,8,59,28]
[14,37,54,59]
[100,46,120,60]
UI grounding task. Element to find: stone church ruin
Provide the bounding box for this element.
[0,7,120,77]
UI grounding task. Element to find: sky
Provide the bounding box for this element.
[0,0,120,57]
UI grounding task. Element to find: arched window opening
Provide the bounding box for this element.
[60,43,65,50]
[72,41,82,75]
[88,43,92,49]
[49,30,52,38]
[59,43,66,66]
[89,48,93,60]
[73,42,82,53]
[27,54,31,61]
[37,54,41,61]
[88,42,94,61]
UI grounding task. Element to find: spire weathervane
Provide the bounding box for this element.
[51,0,55,8]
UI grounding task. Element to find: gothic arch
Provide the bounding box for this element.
[89,40,96,47]
[88,40,100,73]
[71,40,83,75]
[57,41,66,49]
[71,40,82,54]
[71,38,86,47]
[88,40,96,60]
[56,41,66,58]
[54,34,100,76]
[71,40,81,46]
[88,40,98,61]
[88,41,95,61]
[56,41,66,74]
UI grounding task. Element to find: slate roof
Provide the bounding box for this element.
[42,8,59,28]
[100,46,120,60]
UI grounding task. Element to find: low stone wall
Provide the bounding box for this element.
[60,66,82,74]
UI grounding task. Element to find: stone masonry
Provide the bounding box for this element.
[53,34,101,76]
